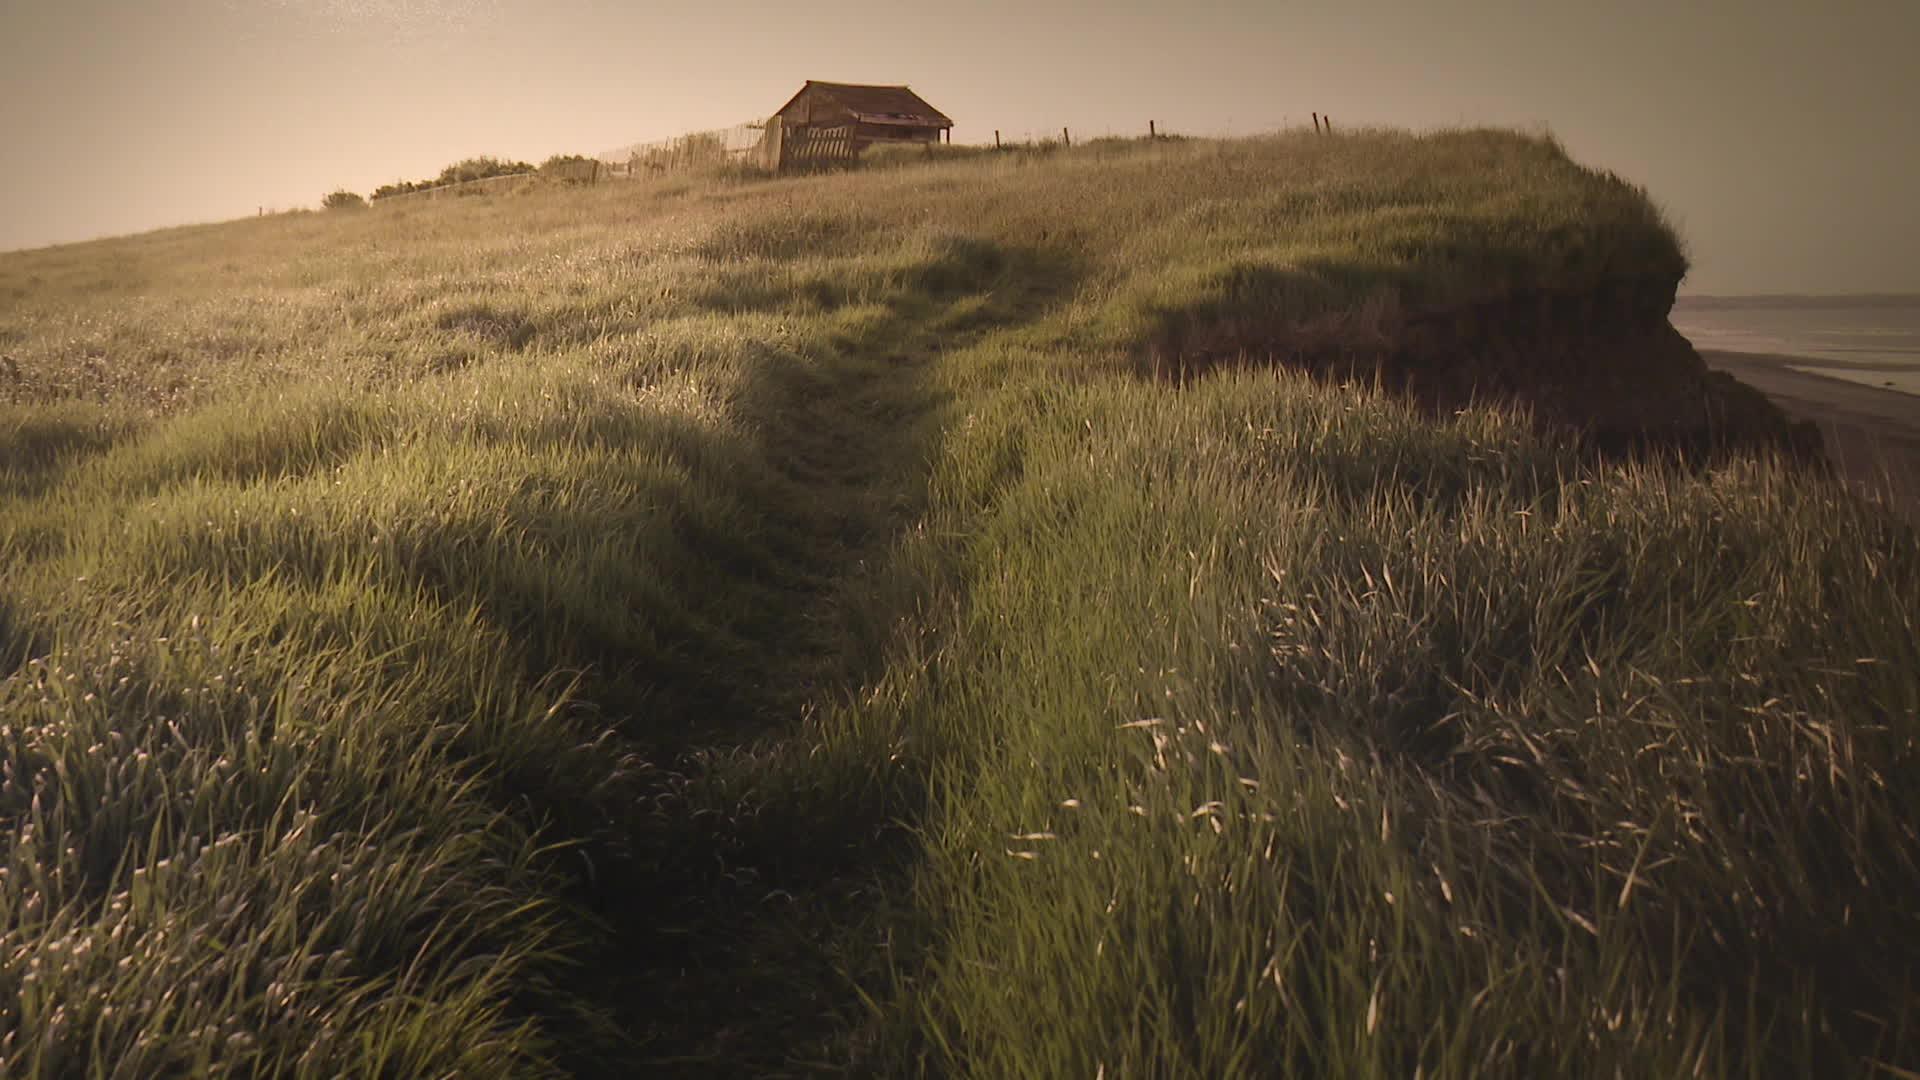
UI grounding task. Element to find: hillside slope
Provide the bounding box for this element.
[2,131,1915,1077]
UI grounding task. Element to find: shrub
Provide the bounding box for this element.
[321,190,366,210]
[435,156,536,186]
[369,180,429,201]
[368,157,537,201]
[540,154,601,183]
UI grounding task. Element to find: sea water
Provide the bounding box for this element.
[1672,296,1920,396]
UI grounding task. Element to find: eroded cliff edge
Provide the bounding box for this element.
[1150,272,1817,460]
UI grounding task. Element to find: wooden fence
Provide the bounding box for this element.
[595,117,887,178]
[598,121,778,178]
[778,123,859,169]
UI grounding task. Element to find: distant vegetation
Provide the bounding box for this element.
[320,189,366,210]
[2,130,1916,1077]
[435,155,535,185]
[369,154,537,200]
[538,152,598,180]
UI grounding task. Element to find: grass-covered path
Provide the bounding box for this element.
[578,239,1085,1073]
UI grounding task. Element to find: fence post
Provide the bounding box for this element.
[1325,115,1333,135]
[1312,112,1320,134]
[766,116,785,174]
[1149,120,1156,139]
[995,129,1001,149]
[1062,126,1071,147]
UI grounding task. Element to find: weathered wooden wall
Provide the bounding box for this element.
[778,123,858,169]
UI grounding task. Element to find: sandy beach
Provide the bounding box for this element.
[1704,350,1920,521]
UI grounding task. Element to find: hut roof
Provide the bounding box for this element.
[777,81,952,128]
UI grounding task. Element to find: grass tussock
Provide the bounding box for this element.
[1,127,1914,1076]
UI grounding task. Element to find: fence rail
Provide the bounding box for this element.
[598,121,776,177]
[594,117,899,177]
[372,171,542,204]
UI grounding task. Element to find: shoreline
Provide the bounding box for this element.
[1702,349,1920,521]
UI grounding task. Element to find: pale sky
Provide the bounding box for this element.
[1,0,1915,294]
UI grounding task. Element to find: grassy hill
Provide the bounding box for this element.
[2,130,1916,1077]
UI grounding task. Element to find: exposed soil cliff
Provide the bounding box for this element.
[1152,275,1820,460]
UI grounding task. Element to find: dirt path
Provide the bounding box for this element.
[1705,350,1920,522]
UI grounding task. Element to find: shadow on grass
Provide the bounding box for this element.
[0,402,139,498]
[556,239,1084,1076]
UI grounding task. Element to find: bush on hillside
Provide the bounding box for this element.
[369,179,426,201]
[368,157,538,200]
[540,153,601,183]
[321,190,366,210]
[435,156,536,186]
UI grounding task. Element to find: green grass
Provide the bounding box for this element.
[2,129,1915,1076]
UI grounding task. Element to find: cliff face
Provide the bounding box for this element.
[1152,275,1818,459]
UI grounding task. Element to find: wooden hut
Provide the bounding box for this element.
[771,81,953,159]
